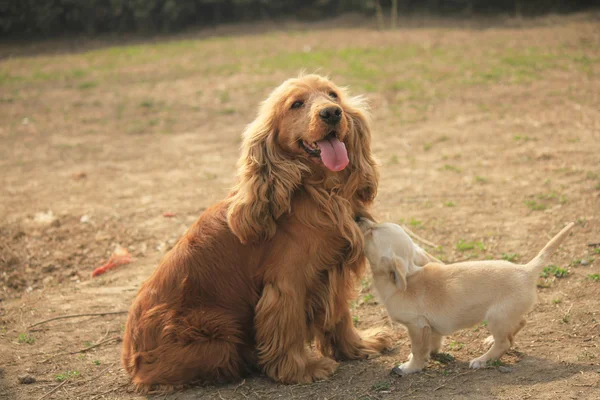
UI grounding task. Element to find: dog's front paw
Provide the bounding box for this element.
[304,357,338,382]
[391,361,422,376]
[469,357,488,369]
[360,328,394,354]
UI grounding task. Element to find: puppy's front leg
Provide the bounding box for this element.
[255,281,337,384]
[393,324,431,375]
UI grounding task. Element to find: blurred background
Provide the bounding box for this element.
[1,0,599,37]
[2,1,600,400]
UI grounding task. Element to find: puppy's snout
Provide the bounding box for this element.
[319,106,342,125]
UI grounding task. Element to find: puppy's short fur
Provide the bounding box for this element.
[358,218,574,374]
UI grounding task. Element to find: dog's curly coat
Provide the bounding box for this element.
[121,74,392,391]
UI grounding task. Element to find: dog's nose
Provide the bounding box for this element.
[319,106,342,125]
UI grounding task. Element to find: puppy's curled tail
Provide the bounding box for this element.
[525,222,574,274]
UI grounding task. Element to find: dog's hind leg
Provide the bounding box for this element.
[508,319,526,346]
[482,318,527,348]
[392,323,431,375]
[469,320,513,369]
[429,333,444,355]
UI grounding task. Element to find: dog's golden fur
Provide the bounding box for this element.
[121,74,392,391]
[358,218,574,374]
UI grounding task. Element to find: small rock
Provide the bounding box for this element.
[33,210,56,226]
[6,256,20,267]
[498,366,512,373]
[42,276,55,286]
[41,264,55,273]
[80,215,90,224]
[580,259,589,266]
[18,374,36,384]
[6,273,26,289]
[72,172,87,180]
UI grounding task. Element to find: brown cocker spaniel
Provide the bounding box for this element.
[121,74,392,391]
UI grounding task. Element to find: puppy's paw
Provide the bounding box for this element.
[391,361,422,376]
[483,335,495,347]
[469,357,488,369]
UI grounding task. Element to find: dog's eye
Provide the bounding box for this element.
[291,101,304,109]
[328,92,338,99]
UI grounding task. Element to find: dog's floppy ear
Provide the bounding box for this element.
[341,94,379,208]
[227,90,308,244]
[381,248,407,291]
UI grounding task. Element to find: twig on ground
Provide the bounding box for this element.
[87,363,115,383]
[587,242,600,248]
[401,225,440,249]
[37,378,69,400]
[98,325,111,344]
[89,383,128,400]
[348,366,368,385]
[28,311,128,329]
[41,336,121,363]
[234,379,246,392]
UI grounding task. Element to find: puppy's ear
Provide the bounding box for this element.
[381,249,407,291]
[414,246,443,266]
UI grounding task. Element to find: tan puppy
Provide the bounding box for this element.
[358,218,574,375]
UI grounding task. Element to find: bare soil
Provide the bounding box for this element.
[1,13,599,400]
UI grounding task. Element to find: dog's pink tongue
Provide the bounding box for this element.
[316,136,349,172]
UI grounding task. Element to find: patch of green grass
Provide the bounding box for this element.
[217,90,230,103]
[537,191,558,200]
[443,201,455,207]
[443,164,461,173]
[18,333,35,344]
[540,265,569,279]
[352,315,360,326]
[423,142,432,151]
[78,81,97,90]
[409,218,422,228]
[389,155,400,164]
[84,341,93,347]
[552,298,562,304]
[514,135,537,142]
[474,175,488,184]
[361,278,371,290]
[139,99,154,109]
[371,381,391,392]
[448,340,464,351]
[486,359,505,367]
[433,352,455,364]
[594,248,600,255]
[586,171,599,180]
[524,200,547,211]
[588,274,600,282]
[501,253,520,262]
[363,293,374,303]
[55,370,79,382]
[93,360,101,366]
[217,107,236,115]
[456,240,485,252]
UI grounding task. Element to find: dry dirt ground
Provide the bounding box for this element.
[1,12,600,400]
